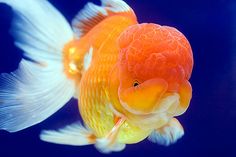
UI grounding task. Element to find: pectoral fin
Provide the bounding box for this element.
[95,117,126,153]
[148,118,184,146]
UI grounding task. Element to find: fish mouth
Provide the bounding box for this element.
[116,93,180,128]
[153,93,180,115]
[120,92,180,116]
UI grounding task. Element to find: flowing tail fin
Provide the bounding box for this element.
[0,0,75,132]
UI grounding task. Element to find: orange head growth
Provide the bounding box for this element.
[117,23,193,117]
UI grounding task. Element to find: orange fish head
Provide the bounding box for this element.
[116,23,193,120]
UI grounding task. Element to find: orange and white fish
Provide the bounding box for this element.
[0,0,193,153]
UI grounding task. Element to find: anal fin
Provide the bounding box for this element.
[40,122,95,146]
[40,119,126,153]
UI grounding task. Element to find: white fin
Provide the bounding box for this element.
[83,46,93,71]
[72,2,107,38]
[72,0,134,38]
[1,0,73,63]
[95,138,126,154]
[101,0,131,12]
[40,121,126,153]
[148,118,184,146]
[40,122,94,146]
[95,117,126,153]
[0,0,75,132]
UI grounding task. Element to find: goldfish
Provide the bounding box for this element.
[0,0,193,153]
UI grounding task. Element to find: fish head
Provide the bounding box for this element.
[114,23,193,125]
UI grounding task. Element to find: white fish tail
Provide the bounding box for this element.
[0,0,75,132]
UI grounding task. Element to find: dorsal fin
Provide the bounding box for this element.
[72,0,136,38]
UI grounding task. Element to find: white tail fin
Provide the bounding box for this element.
[0,0,75,132]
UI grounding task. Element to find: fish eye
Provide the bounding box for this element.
[133,80,139,87]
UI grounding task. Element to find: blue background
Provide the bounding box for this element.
[0,0,235,157]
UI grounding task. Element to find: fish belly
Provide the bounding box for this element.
[79,65,151,144]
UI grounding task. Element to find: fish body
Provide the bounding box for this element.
[63,11,153,143]
[0,0,193,153]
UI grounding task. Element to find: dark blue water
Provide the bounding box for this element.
[0,0,235,157]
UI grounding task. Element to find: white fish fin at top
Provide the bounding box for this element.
[0,0,75,132]
[72,0,135,38]
[40,122,95,146]
[101,0,132,13]
[148,118,184,146]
